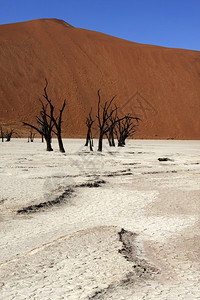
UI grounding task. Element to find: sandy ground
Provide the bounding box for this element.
[0,138,200,300]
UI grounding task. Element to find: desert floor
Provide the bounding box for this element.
[0,139,200,300]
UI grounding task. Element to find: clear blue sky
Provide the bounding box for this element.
[0,0,199,51]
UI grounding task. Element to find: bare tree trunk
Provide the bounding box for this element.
[109,127,115,146]
[89,139,93,151]
[108,138,112,147]
[96,90,117,152]
[29,131,35,142]
[6,129,14,141]
[0,128,4,142]
[46,136,53,151]
[43,79,66,153]
[98,133,103,152]
[57,134,65,153]
[85,129,90,146]
[85,109,94,151]
[118,139,125,147]
[111,135,115,146]
[106,132,112,147]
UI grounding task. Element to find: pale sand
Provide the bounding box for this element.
[0,139,200,299]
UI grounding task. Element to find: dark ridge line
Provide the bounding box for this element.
[30,174,82,180]
[184,162,199,165]
[158,157,173,162]
[89,228,160,299]
[75,180,106,188]
[118,228,137,262]
[142,170,177,175]
[104,169,132,177]
[85,169,132,178]
[17,188,74,214]
[118,228,160,277]
[17,180,106,214]
[123,162,141,165]
[106,172,132,177]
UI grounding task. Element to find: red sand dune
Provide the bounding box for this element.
[0,18,200,139]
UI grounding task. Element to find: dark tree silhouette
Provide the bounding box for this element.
[6,129,14,141]
[105,105,118,147]
[96,90,117,152]
[28,131,36,142]
[1,128,19,142]
[23,98,54,151]
[43,79,66,153]
[85,109,94,151]
[23,80,66,152]
[0,127,4,142]
[115,115,140,146]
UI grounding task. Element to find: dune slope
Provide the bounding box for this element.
[0,18,200,139]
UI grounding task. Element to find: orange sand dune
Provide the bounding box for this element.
[0,18,200,139]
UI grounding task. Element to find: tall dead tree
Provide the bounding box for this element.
[96,90,117,152]
[115,115,140,146]
[23,99,54,151]
[106,105,118,147]
[23,80,66,152]
[43,79,66,153]
[85,109,94,151]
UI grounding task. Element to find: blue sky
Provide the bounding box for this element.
[0,0,199,51]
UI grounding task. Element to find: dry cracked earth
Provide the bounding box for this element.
[0,139,200,299]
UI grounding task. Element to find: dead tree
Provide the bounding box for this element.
[43,79,66,153]
[6,129,14,141]
[23,99,54,151]
[105,105,118,147]
[96,90,117,152]
[0,127,4,142]
[28,131,36,142]
[115,116,140,146]
[85,109,94,151]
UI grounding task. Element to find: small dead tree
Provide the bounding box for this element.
[28,131,36,142]
[85,109,94,151]
[23,99,54,151]
[115,115,140,146]
[96,90,117,152]
[43,79,66,153]
[6,129,14,141]
[0,127,4,142]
